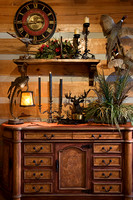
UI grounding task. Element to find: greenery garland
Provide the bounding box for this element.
[35,39,75,59]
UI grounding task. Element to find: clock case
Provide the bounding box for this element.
[13,0,57,44]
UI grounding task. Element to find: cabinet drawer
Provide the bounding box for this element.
[93,156,121,167]
[24,156,53,167]
[73,132,122,140]
[24,183,53,193]
[23,131,73,140]
[24,169,53,180]
[24,143,53,154]
[93,183,122,193]
[93,169,122,179]
[93,143,122,153]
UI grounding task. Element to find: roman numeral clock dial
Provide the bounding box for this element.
[14,0,57,44]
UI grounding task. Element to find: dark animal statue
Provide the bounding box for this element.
[65,90,90,114]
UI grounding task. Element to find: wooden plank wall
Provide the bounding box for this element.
[0,0,133,170]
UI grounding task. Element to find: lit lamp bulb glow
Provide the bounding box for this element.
[20,83,26,88]
[20,91,35,107]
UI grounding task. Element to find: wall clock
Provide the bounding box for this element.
[14,0,57,44]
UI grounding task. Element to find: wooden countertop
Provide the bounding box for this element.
[1,121,133,131]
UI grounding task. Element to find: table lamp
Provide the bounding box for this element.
[8,75,35,124]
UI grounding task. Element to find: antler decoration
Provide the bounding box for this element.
[65,90,90,114]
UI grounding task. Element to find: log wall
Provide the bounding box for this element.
[0,0,133,172]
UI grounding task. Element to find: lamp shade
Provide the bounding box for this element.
[20,91,35,107]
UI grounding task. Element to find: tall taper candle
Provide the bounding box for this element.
[49,72,52,102]
[38,76,41,107]
[60,36,63,59]
[59,79,63,106]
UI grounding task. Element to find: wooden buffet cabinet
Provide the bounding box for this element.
[1,122,133,200]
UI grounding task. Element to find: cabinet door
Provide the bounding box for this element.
[2,140,12,191]
[55,143,92,193]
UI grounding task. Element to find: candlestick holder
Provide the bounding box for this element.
[56,104,64,123]
[39,99,57,123]
[56,79,64,121]
[82,23,95,59]
[38,76,63,123]
[39,99,64,123]
[73,34,82,59]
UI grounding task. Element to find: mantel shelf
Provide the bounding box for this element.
[13,58,100,86]
[13,58,100,65]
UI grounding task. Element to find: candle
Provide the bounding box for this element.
[84,16,89,23]
[60,36,63,58]
[74,28,79,35]
[38,76,41,107]
[49,72,52,102]
[59,79,63,106]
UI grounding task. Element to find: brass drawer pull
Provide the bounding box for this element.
[33,160,43,166]
[32,186,43,192]
[102,146,112,153]
[44,134,54,140]
[92,134,101,139]
[102,186,112,192]
[33,147,43,152]
[102,172,112,178]
[102,159,112,166]
[33,173,43,179]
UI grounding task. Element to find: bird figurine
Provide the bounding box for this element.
[100,15,133,73]
[7,32,33,59]
[7,76,29,118]
[100,15,127,63]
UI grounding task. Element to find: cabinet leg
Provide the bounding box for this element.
[12,131,21,200]
[124,131,132,199]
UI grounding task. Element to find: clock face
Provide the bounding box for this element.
[14,0,57,44]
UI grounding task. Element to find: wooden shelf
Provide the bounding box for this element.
[13,58,100,65]
[13,58,100,86]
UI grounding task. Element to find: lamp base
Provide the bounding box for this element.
[8,118,24,125]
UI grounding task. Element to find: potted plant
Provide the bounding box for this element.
[85,69,133,129]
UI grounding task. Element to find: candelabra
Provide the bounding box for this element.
[38,73,63,123]
[73,30,82,59]
[82,19,95,59]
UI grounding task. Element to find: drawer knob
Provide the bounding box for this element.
[102,159,112,166]
[33,160,43,166]
[33,146,43,152]
[44,134,54,140]
[92,134,101,139]
[33,173,44,179]
[102,186,112,192]
[32,186,43,192]
[102,172,112,178]
[102,146,112,153]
